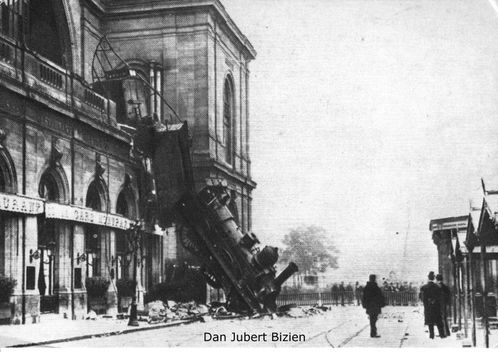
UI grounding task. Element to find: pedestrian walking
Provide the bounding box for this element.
[355,281,364,306]
[331,284,339,305]
[362,274,385,338]
[339,281,346,306]
[346,283,354,305]
[419,271,445,339]
[436,274,451,337]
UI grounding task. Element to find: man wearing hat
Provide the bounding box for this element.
[362,274,385,338]
[436,274,451,337]
[419,271,445,339]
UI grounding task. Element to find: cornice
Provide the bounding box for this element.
[104,0,256,60]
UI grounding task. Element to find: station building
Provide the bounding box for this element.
[429,185,498,346]
[0,0,256,324]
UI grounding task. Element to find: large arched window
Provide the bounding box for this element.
[26,0,71,67]
[223,77,234,164]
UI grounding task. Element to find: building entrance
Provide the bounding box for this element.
[38,247,57,313]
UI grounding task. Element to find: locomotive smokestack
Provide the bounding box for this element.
[274,262,298,288]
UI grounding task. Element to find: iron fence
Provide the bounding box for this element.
[276,290,420,307]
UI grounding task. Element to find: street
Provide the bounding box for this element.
[46,306,463,348]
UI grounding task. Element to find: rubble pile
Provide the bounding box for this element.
[141,300,240,324]
[278,304,330,318]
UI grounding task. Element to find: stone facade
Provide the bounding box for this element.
[0,0,255,324]
[101,0,256,233]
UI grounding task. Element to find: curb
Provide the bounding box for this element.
[6,318,200,348]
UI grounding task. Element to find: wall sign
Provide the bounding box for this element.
[45,203,132,230]
[0,193,44,214]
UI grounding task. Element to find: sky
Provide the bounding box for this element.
[221,0,498,283]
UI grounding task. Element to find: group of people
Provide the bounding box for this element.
[419,271,451,339]
[381,281,417,293]
[360,271,451,339]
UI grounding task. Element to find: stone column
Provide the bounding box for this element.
[106,229,117,316]
[7,215,22,324]
[56,222,72,318]
[24,215,40,324]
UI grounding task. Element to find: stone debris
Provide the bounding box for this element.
[280,305,328,318]
[85,310,98,320]
[140,300,236,324]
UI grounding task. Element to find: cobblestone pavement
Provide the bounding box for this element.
[44,306,469,348]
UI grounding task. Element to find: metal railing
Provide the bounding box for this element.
[276,291,420,307]
[0,32,116,126]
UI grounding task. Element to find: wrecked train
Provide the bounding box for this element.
[135,120,298,313]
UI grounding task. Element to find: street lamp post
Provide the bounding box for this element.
[128,220,141,327]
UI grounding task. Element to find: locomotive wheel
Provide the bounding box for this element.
[178,224,202,255]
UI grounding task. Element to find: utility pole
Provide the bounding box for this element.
[400,205,410,280]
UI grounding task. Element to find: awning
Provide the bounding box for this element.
[0,193,133,230]
[0,192,44,215]
[45,203,132,230]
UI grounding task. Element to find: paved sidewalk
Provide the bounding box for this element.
[0,314,196,347]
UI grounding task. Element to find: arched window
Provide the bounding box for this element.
[26,0,71,67]
[223,78,234,164]
[38,168,68,245]
[86,180,106,211]
[39,172,59,201]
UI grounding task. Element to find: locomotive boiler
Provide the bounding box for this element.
[175,185,298,313]
[135,120,298,313]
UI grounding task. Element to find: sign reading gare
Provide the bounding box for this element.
[45,203,131,230]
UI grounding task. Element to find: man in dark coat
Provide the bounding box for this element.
[339,282,346,306]
[419,271,445,339]
[436,274,451,337]
[362,274,385,338]
[355,281,364,306]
